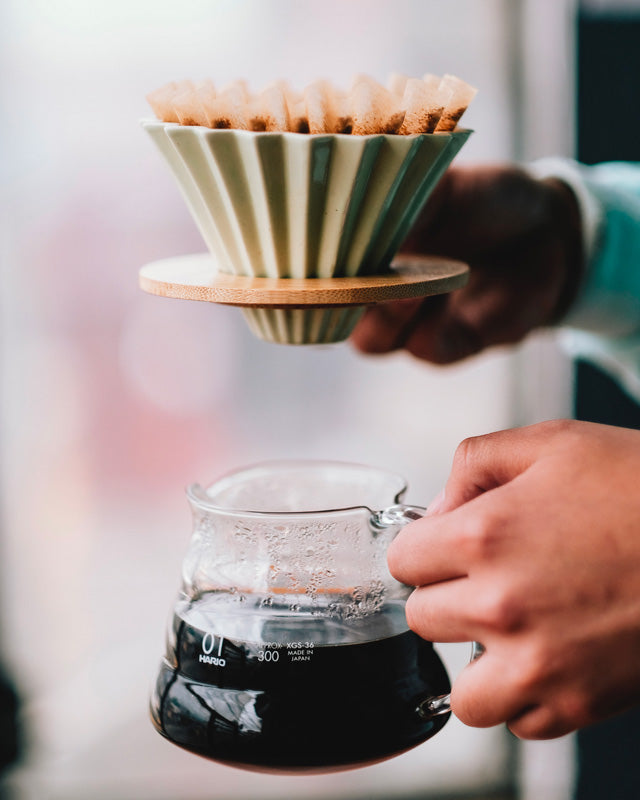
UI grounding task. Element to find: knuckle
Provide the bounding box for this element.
[557,689,595,729]
[452,435,481,473]
[473,587,524,634]
[456,509,507,562]
[534,417,583,444]
[452,430,508,479]
[535,418,573,435]
[510,642,553,695]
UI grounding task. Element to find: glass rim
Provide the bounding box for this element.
[186,459,408,517]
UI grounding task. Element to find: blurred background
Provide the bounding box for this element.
[0,0,637,798]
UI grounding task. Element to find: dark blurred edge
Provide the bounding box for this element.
[573,7,640,800]
[572,363,640,800]
[292,794,514,800]
[0,665,21,799]
[96,792,515,800]
[577,11,640,166]
[0,0,21,792]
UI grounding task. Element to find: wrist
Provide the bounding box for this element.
[542,177,584,324]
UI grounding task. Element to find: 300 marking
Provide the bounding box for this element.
[258,649,280,662]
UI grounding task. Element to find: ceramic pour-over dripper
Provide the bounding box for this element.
[140,122,471,344]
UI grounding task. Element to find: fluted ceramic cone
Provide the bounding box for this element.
[143,122,471,344]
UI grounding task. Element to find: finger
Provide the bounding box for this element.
[403,307,484,364]
[391,474,547,586]
[439,260,558,347]
[404,580,478,642]
[402,267,549,365]
[388,478,522,585]
[452,647,583,737]
[456,279,553,344]
[350,297,435,354]
[450,647,535,729]
[387,511,470,586]
[437,422,563,513]
[507,704,575,740]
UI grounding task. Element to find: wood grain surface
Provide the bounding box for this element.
[139,253,469,308]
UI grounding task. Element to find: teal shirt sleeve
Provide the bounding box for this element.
[532,159,640,401]
[569,162,640,336]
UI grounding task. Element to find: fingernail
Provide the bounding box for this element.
[427,489,446,515]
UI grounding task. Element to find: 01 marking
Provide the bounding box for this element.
[202,632,224,656]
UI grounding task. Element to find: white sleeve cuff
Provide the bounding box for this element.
[527,157,605,270]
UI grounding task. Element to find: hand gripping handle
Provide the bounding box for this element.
[371,503,484,721]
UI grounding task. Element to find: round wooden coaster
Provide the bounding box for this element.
[139,253,469,308]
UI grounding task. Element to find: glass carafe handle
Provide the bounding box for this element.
[417,641,486,719]
[371,503,485,721]
[370,503,427,529]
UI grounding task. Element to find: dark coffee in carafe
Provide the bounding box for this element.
[150,593,450,772]
[150,462,455,771]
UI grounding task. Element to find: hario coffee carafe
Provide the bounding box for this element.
[150,460,454,773]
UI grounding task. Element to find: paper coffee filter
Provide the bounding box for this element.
[143,121,471,281]
[148,74,477,136]
[435,75,478,132]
